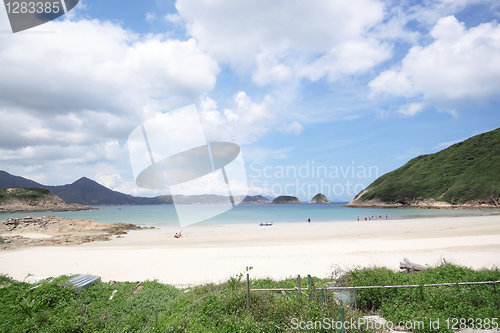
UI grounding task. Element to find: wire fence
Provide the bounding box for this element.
[245,274,500,311]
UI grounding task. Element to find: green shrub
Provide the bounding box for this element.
[340,264,500,333]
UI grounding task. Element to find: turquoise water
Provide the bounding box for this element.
[0,203,497,226]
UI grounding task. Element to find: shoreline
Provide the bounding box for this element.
[343,196,500,209]
[0,205,95,214]
[1,206,498,228]
[343,204,500,209]
[0,215,499,286]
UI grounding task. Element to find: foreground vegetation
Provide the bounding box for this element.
[358,127,500,204]
[0,264,499,332]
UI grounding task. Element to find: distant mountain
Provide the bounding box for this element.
[0,171,270,206]
[264,196,275,202]
[45,177,172,206]
[0,171,43,188]
[345,127,500,208]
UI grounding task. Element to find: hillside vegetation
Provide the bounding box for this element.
[0,188,91,213]
[353,127,500,206]
[0,188,51,204]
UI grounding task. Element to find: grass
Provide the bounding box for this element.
[0,264,498,332]
[339,263,500,333]
[359,127,500,204]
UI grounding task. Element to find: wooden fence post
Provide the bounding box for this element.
[246,273,250,312]
[340,307,345,333]
[297,275,301,295]
[321,289,325,313]
[307,275,312,299]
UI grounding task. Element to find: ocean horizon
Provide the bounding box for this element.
[1,203,498,227]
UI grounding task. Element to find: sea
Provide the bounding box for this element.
[0,203,498,227]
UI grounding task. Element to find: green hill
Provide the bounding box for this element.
[347,127,500,207]
[0,187,52,204]
[271,196,302,204]
[0,187,91,213]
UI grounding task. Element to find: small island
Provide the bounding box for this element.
[271,196,302,204]
[308,193,332,204]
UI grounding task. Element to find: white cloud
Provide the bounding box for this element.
[400,0,493,27]
[175,0,391,85]
[165,13,182,25]
[199,92,274,145]
[94,173,168,197]
[169,171,248,196]
[397,103,425,116]
[278,121,303,135]
[369,16,500,105]
[300,39,392,82]
[0,16,220,187]
[146,13,157,22]
[0,18,218,115]
[95,173,124,189]
[252,51,293,86]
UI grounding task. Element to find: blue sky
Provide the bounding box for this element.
[0,0,499,201]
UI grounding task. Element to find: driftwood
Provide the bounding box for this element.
[399,257,427,273]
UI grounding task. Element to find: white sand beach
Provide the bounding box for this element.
[1,215,499,286]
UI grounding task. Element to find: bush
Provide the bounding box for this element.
[340,264,500,333]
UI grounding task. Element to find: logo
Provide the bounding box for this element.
[127,105,248,226]
[3,0,79,33]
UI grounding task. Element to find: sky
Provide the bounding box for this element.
[0,0,499,202]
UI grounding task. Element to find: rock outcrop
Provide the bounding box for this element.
[0,215,147,250]
[0,188,92,213]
